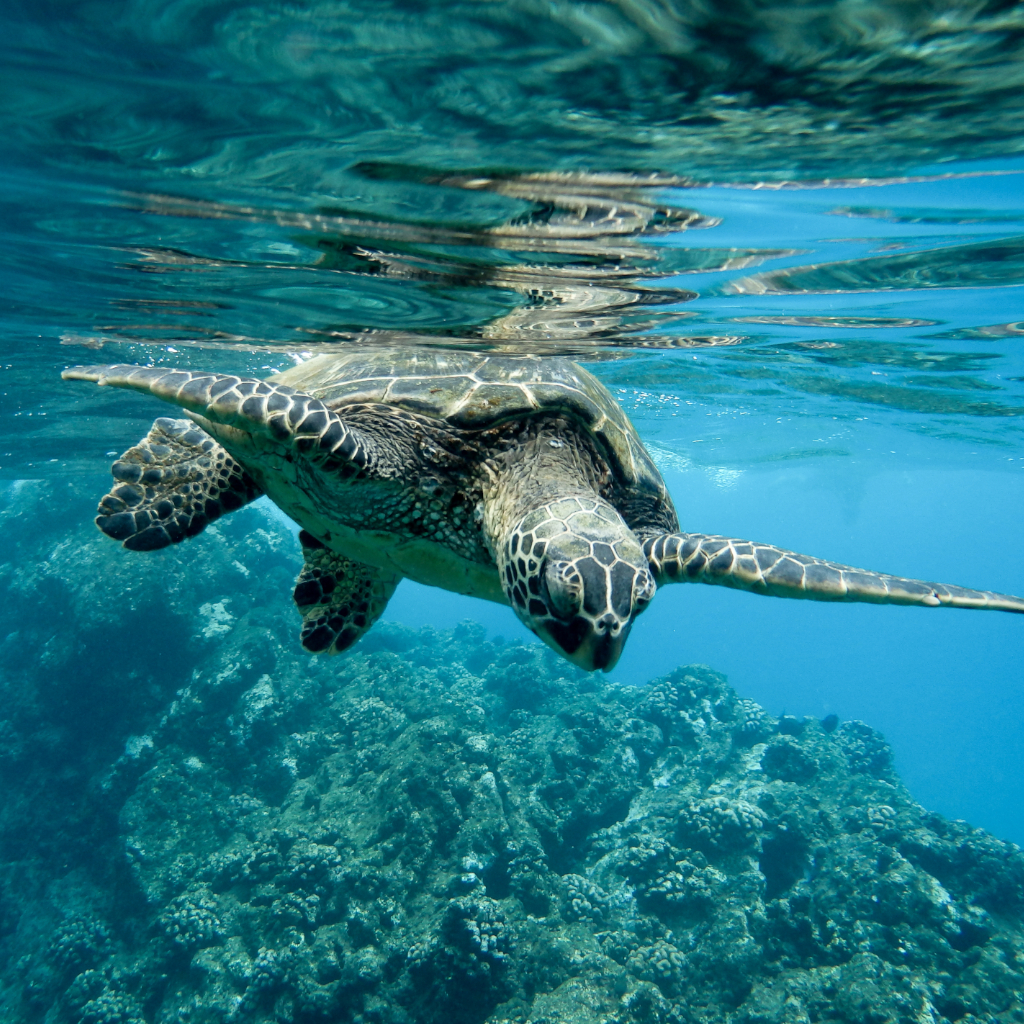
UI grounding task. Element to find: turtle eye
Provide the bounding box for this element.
[542,560,583,620]
[633,568,656,612]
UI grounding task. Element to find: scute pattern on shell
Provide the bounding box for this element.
[270,349,666,501]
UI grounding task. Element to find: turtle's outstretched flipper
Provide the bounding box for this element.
[97,417,261,551]
[293,531,401,655]
[645,533,1024,613]
[62,364,373,477]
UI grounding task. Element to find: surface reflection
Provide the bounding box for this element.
[726,235,1024,295]
[98,171,789,351]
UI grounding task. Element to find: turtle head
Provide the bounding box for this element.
[499,498,656,672]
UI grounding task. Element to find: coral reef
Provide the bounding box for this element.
[2,480,1024,1024]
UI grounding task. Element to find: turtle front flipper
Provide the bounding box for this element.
[645,533,1024,613]
[293,531,401,655]
[62,364,373,477]
[97,417,261,551]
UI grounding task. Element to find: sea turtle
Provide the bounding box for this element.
[63,350,1024,671]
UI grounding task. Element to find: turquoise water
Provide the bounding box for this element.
[3,3,1024,1022]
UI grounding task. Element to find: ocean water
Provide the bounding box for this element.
[3,3,1024,1023]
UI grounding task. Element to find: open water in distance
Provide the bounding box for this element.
[1,0,1024,985]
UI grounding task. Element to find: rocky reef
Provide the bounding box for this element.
[2,478,1024,1024]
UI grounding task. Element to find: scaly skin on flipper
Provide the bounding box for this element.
[293,531,401,655]
[95,417,261,551]
[645,533,1024,613]
[61,365,374,476]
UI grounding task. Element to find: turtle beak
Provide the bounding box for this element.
[540,613,632,672]
[586,616,632,672]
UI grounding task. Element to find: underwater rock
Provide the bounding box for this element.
[2,483,1024,1024]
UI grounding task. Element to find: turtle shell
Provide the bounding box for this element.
[272,349,668,504]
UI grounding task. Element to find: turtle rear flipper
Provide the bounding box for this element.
[645,533,1024,613]
[97,417,261,551]
[293,531,401,655]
